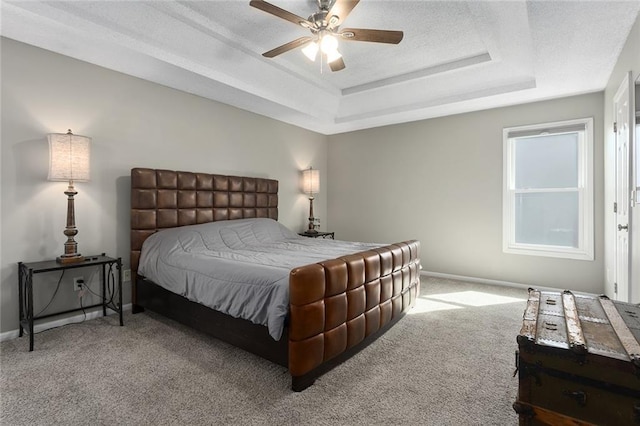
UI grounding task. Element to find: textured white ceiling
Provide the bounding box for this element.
[2,1,639,134]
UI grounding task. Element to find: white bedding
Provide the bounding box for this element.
[138,218,380,340]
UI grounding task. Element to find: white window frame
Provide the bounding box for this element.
[503,117,594,260]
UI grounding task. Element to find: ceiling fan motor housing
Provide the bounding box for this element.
[308,10,341,33]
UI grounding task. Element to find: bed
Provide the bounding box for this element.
[130,167,421,391]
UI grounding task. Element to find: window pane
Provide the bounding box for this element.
[515,192,579,247]
[515,133,578,189]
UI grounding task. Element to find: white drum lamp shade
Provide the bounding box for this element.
[48,131,91,182]
[302,167,319,195]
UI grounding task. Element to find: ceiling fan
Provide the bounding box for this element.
[249,0,404,72]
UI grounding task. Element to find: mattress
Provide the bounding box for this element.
[137,218,380,340]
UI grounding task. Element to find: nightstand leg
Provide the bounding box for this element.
[102,264,107,316]
[18,263,24,337]
[117,258,123,326]
[27,270,34,351]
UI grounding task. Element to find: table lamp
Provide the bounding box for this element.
[48,129,91,264]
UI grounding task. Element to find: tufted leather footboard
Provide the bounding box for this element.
[288,240,420,390]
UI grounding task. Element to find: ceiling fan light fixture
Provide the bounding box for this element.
[320,33,339,54]
[302,41,319,61]
[326,49,342,64]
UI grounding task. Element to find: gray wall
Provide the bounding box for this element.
[328,93,604,292]
[0,38,328,334]
[603,14,640,302]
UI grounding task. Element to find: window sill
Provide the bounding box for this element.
[503,244,594,261]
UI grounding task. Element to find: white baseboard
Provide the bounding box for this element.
[420,270,564,292]
[0,304,132,343]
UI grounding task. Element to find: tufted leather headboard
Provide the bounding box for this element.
[130,167,278,278]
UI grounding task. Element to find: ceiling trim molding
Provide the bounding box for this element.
[342,52,492,96]
[336,78,537,123]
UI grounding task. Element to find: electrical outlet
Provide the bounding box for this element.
[123,269,131,282]
[73,277,84,291]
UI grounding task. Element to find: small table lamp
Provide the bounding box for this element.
[302,167,320,234]
[48,129,91,264]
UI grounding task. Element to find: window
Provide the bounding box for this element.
[503,118,594,260]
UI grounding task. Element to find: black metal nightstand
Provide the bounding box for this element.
[18,254,123,351]
[299,231,335,239]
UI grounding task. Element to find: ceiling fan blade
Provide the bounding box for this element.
[262,36,313,58]
[329,57,346,72]
[327,0,360,26]
[250,0,312,28]
[340,28,404,44]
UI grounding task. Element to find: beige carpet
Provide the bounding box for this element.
[0,277,527,425]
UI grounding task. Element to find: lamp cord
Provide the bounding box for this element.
[81,264,118,309]
[35,264,118,324]
[34,270,65,317]
[34,271,87,334]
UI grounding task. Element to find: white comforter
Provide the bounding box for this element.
[138,218,380,340]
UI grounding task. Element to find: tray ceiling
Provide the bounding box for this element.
[2,1,639,135]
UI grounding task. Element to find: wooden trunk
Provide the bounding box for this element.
[514,289,640,425]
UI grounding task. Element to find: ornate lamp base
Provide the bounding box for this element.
[307,196,318,233]
[56,182,84,264]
